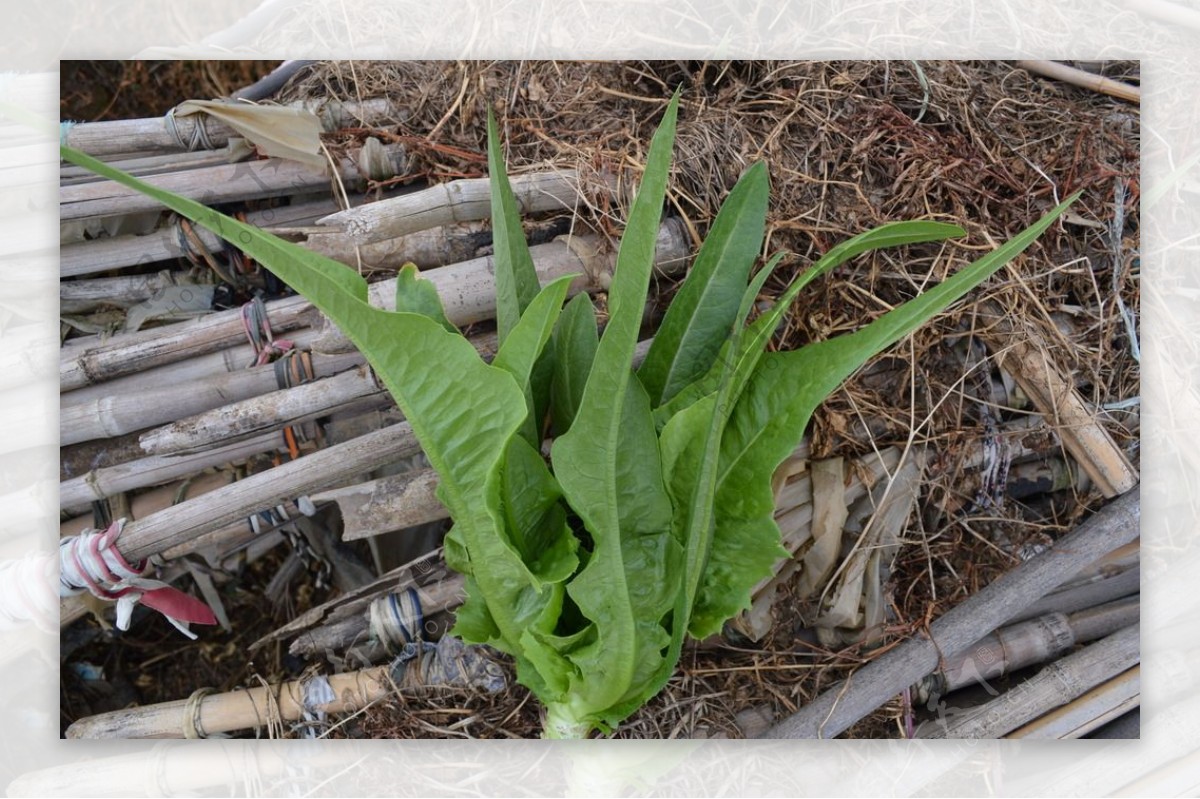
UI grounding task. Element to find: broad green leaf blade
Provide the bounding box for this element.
[638,161,768,406]
[652,251,788,429]
[550,292,599,435]
[696,192,1081,634]
[488,109,542,346]
[492,274,576,443]
[548,92,681,734]
[394,263,456,332]
[499,434,578,587]
[652,222,965,430]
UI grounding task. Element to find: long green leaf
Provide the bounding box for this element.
[697,192,1081,632]
[638,161,768,406]
[546,92,681,736]
[549,292,599,435]
[652,221,966,429]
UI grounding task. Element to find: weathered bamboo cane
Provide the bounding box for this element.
[61,97,400,157]
[64,664,398,738]
[62,344,360,446]
[103,421,423,564]
[60,147,243,184]
[60,143,408,221]
[1010,563,1139,623]
[60,471,235,537]
[60,431,284,515]
[61,195,343,278]
[60,270,202,313]
[60,294,317,392]
[759,489,1140,738]
[1006,666,1140,738]
[314,169,605,244]
[916,623,1139,738]
[914,596,1139,703]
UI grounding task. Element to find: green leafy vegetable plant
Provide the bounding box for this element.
[61,91,1078,738]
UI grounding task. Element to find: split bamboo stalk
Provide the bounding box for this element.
[916,623,1139,738]
[315,169,603,244]
[251,548,449,654]
[61,344,359,446]
[64,663,398,738]
[1014,60,1141,104]
[60,195,343,278]
[759,489,1140,738]
[60,431,283,516]
[291,575,467,658]
[979,300,1138,497]
[61,97,399,157]
[1006,666,1140,738]
[60,143,407,221]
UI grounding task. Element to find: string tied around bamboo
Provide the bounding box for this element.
[369,589,426,655]
[242,295,293,367]
[164,105,216,152]
[58,519,218,639]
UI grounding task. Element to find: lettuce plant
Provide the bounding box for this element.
[61,92,1077,738]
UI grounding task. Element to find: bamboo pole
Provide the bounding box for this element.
[137,330,495,457]
[916,623,1139,738]
[60,195,342,278]
[315,169,606,244]
[60,270,201,313]
[1014,60,1141,104]
[916,597,1139,701]
[61,345,359,446]
[759,489,1140,738]
[59,147,243,184]
[313,220,689,354]
[110,421,423,563]
[303,220,493,272]
[61,97,400,157]
[1010,565,1138,623]
[137,364,383,457]
[60,431,284,516]
[60,143,407,221]
[65,664,396,738]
